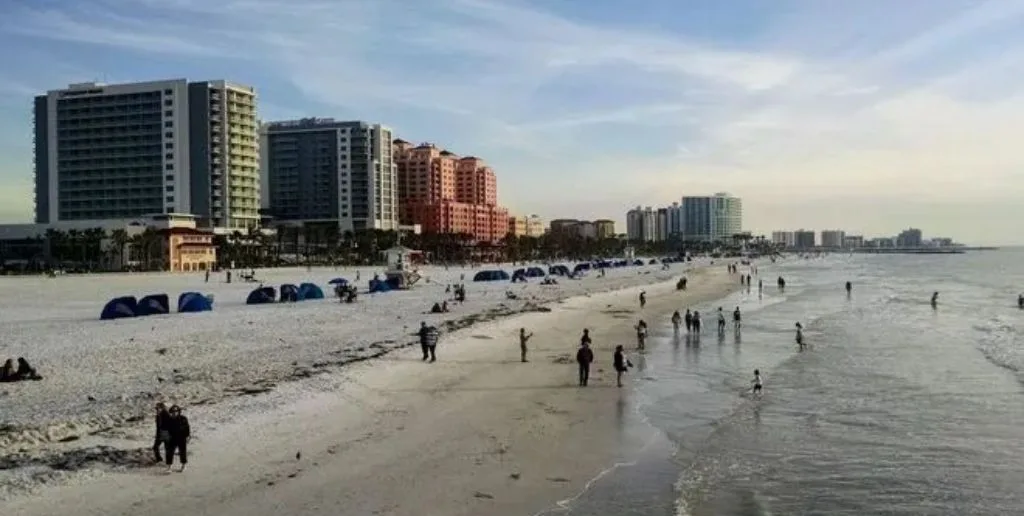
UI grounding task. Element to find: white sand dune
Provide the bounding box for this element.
[0,260,725,502]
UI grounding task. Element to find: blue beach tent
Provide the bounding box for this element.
[525,266,546,278]
[298,282,324,300]
[368,279,392,293]
[177,292,213,313]
[549,264,571,276]
[246,286,276,305]
[473,269,510,282]
[135,294,170,316]
[100,296,138,320]
[280,284,300,302]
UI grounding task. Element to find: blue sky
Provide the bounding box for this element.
[2,0,1024,244]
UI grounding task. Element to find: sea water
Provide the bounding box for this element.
[542,249,1024,515]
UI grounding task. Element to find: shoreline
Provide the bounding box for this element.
[3,265,737,515]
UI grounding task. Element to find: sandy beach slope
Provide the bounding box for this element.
[4,265,734,516]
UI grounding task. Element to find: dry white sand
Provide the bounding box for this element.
[2,262,736,516]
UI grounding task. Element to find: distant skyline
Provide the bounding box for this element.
[2,0,1024,245]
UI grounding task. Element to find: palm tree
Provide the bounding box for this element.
[109,229,129,270]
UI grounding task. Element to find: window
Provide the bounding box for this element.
[166,196,175,202]
[165,164,174,171]
[165,132,174,138]
[165,143,174,150]
[164,110,173,117]
[164,121,173,128]
[164,99,173,107]
[166,186,174,192]
[164,89,172,95]
[165,174,174,180]
[165,153,174,159]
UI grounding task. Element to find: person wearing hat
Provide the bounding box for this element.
[164,405,191,472]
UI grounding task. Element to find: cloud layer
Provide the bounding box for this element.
[2,0,1024,243]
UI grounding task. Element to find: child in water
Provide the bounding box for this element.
[752,369,763,396]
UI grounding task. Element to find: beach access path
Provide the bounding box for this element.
[5,265,734,516]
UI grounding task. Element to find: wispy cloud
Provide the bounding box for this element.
[2,0,1024,242]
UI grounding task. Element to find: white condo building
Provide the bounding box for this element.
[33,79,260,230]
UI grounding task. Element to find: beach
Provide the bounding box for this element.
[1,260,734,514]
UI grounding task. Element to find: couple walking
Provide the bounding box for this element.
[152,402,191,473]
[576,329,632,388]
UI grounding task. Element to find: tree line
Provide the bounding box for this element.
[0,225,780,274]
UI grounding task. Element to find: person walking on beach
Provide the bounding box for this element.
[795,322,805,350]
[577,341,594,387]
[931,292,939,308]
[152,402,171,463]
[635,320,648,350]
[684,309,693,333]
[580,328,592,347]
[717,307,726,334]
[164,405,190,473]
[424,325,440,363]
[613,345,633,388]
[671,310,682,332]
[845,281,852,296]
[693,311,702,334]
[1018,293,1023,309]
[733,306,742,330]
[519,328,534,363]
[758,279,763,298]
[752,369,764,397]
[418,322,431,361]
[639,291,647,309]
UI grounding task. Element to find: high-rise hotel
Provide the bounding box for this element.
[33,79,260,230]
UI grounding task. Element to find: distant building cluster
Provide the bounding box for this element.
[771,227,957,249]
[548,219,615,240]
[626,193,742,243]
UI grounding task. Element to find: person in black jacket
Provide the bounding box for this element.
[576,342,594,387]
[613,345,633,387]
[418,322,430,361]
[152,402,171,462]
[164,405,191,473]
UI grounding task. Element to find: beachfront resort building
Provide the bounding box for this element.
[507,215,546,237]
[794,230,816,249]
[260,118,399,233]
[772,231,796,248]
[820,230,846,248]
[629,194,743,243]
[394,140,508,242]
[626,207,657,242]
[33,79,260,231]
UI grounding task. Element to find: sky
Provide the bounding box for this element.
[1,0,1023,245]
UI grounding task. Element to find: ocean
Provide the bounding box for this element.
[542,249,1024,516]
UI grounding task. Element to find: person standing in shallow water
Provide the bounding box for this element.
[164,405,190,473]
[639,291,647,309]
[684,309,693,333]
[795,322,805,350]
[519,328,533,363]
[576,341,594,387]
[613,345,633,387]
[671,310,682,332]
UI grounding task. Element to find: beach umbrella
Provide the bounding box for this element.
[328,277,349,285]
